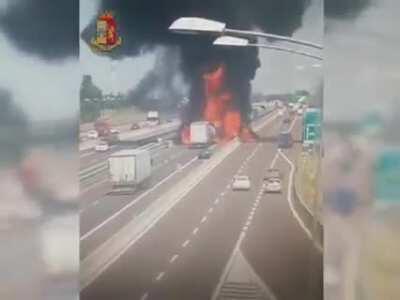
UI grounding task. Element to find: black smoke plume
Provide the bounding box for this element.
[0,0,78,60]
[325,0,372,19]
[82,0,311,124]
[125,47,183,111]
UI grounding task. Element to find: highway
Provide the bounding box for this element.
[80,111,322,300]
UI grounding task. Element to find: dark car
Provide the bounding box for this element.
[131,123,141,130]
[263,168,282,181]
[198,149,212,159]
[278,131,293,149]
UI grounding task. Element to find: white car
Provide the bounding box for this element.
[87,130,98,139]
[297,108,304,115]
[264,178,282,193]
[232,175,251,191]
[263,168,282,193]
[95,141,109,152]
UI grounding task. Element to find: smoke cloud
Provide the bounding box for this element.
[82,0,311,124]
[0,0,78,60]
[325,0,372,19]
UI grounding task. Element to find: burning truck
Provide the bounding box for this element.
[180,64,258,145]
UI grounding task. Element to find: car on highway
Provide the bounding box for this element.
[95,141,109,152]
[264,168,282,180]
[198,149,212,159]
[87,130,98,139]
[232,175,251,191]
[264,168,282,193]
[278,131,293,149]
[131,123,141,130]
[283,117,291,125]
[110,128,120,134]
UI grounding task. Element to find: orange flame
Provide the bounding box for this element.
[181,64,258,144]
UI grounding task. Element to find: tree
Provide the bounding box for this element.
[80,75,103,122]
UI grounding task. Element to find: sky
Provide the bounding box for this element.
[252,0,323,95]
[0,0,323,123]
[80,0,323,97]
[324,0,400,121]
[3,0,395,123]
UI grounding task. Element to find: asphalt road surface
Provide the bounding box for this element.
[81,113,322,300]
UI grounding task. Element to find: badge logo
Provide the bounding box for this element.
[90,11,122,52]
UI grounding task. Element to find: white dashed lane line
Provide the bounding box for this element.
[155,272,165,281]
[148,143,265,293]
[182,240,190,248]
[169,254,179,264]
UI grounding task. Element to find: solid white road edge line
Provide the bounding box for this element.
[278,149,312,239]
[80,156,198,241]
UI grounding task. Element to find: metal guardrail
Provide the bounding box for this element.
[79,110,274,185]
[79,142,169,184]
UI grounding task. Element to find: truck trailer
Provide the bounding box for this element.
[189,121,215,148]
[108,149,152,194]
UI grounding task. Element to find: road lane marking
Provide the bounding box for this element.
[270,151,280,169]
[155,272,165,281]
[81,146,185,194]
[182,240,190,248]
[211,148,281,300]
[80,177,109,195]
[169,254,179,263]
[201,216,207,224]
[278,149,312,239]
[140,292,149,300]
[288,116,298,132]
[80,156,198,241]
[80,111,282,289]
[192,227,199,235]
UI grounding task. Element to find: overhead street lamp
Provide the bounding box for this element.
[169,17,323,50]
[213,36,323,61]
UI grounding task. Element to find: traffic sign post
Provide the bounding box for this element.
[303,108,321,144]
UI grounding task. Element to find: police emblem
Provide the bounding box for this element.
[90,11,122,52]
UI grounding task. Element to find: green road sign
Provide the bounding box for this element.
[303,108,321,142]
[374,148,400,204]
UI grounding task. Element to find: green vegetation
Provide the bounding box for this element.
[295,150,322,223]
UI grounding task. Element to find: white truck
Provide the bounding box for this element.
[146,111,160,126]
[108,149,152,194]
[190,121,215,148]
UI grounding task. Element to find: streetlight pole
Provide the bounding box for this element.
[169,17,323,50]
[213,36,322,61]
[223,28,323,50]
[242,43,322,61]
